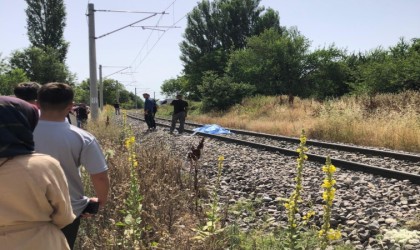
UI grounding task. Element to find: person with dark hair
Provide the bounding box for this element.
[73,103,89,129]
[170,94,188,134]
[113,102,120,115]
[14,81,74,123]
[13,81,41,107]
[34,82,110,249]
[0,96,75,249]
[143,93,156,131]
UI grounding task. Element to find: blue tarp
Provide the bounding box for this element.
[193,124,232,135]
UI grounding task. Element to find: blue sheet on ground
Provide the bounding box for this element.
[193,124,232,135]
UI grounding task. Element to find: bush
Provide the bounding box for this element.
[199,71,256,112]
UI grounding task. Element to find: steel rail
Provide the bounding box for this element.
[127,114,420,185]
[152,116,420,162]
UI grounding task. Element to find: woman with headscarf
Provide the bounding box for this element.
[0,96,75,250]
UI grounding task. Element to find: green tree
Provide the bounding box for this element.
[227,28,310,101]
[349,47,401,95]
[9,46,69,84]
[0,68,29,96]
[180,0,281,99]
[160,76,188,97]
[303,46,350,99]
[75,78,143,109]
[0,54,7,73]
[390,38,420,91]
[25,0,68,62]
[73,79,90,104]
[199,71,256,111]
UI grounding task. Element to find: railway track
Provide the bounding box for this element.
[127,114,420,185]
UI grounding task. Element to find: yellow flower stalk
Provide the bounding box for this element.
[319,156,341,249]
[116,117,143,246]
[284,129,308,249]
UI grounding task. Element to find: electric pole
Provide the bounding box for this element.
[135,88,137,109]
[99,64,103,111]
[88,3,98,120]
[87,4,174,117]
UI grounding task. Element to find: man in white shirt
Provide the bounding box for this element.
[33,82,110,249]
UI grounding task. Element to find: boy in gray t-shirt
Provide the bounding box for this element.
[34,82,109,249]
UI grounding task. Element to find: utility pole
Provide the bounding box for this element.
[116,83,120,103]
[88,3,98,120]
[87,5,173,117]
[99,64,103,111]
[135,88,137,109]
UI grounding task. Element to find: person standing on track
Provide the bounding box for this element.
[143,93,156,131]
[170,94,188,135]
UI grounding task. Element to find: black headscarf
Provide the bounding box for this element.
[0,96,39,158]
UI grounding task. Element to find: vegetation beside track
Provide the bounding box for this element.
[156,91,420,153]
[72,98,420,249]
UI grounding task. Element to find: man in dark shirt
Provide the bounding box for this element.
[74,103,89,129]
[113,103,120,115]
[143,93,156,131]
[170,94,188,134]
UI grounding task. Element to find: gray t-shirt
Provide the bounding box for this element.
[34,120,108,216]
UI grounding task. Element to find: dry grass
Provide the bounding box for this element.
[74,107,204,249]
[192,91,420,152]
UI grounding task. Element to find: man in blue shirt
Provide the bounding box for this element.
[143,93,156,131]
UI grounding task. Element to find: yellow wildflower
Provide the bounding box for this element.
[327,229,341,241]
[328,165,336,173]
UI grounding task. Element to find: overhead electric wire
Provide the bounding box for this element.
[130,0,187,72]
[96,14,161,39]
[95,9,167,14]
[104,66,131,78]
[87,0,185,93]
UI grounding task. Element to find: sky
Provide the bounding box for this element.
[1,0,420,100]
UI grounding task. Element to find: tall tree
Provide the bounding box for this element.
[10,47,74,84]
[303,46,350,99]
[180,0,282,99]
[0,69,28,96]
[25,0,68,63]
[0,54,28,96]
[227,28,310,100]
[160,76,188,97]
[9,46,69,84]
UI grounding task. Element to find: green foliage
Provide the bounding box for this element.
[0,68,29,96]
[160,76,188,97]
[349,38,420,95]
[303,46,351,99]
[25,0,68,62]
[179,5,419,106]
[180,0,281,98]
[227,28,310,97]
[199,71,256,111]
[74,78,143,109]
[73,80,90,104]
[9,46,70,84]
